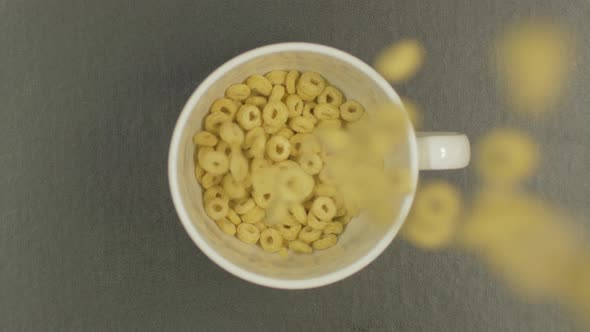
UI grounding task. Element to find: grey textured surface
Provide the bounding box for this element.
[1,0,589,331]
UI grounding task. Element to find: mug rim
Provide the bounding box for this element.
[168,42,418,289]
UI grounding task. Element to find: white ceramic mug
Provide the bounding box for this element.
[168,43,470,289]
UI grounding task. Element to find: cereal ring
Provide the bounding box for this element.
[236,104,262,130]
[234,198,256,215]
[285,94,304,118]
[204,185,228,203]
[285,70,300,94]
[215,218,236,235]
[266,135,291,162]
[236,223,260,244]
[201,172,222,189]
[226,209,242,226]
[288,203,307,224]
[288,116,315,133]
[262,101,289,127]
[312,234,337,250]
[253,190,273,209]
[297,72,326,99]
[289,240,313,254]
[222,174,248,200]
[323,222,343,235]
[229,148,249,182]
[339,100,365,122]
[244,95,267,108]
[198,150,229,175]
[269,84,286,102]
[193,131,218,147]
[225,84,251,101]
[215,141,232,157]
[204,112,231,134]
[219,122,244,146]
[317,86,344,107]
[475,128,538,186]
[276,127,294,139]
[402,181,462,249]
[298,153,323,175]
[260,229,283,252]
[298,226,322,243]
[277,218,302,241]
[313,103,340,120]
[195,164,205,183]
[374,39,424,82]
[242,206,266,224]
[308,212,328,230]
[265,70,287,85]
[246,74,272,96]
[312,196,336,221]
[205,197,229,220]
[210,98,239,119]
[276,167,315,202]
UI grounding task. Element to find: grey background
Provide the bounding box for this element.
[2,0,589,331]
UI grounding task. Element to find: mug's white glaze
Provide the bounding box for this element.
[169,43,421,289]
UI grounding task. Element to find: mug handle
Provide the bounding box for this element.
[416,132,471,170]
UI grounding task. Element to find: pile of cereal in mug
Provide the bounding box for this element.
[193,70,364,255]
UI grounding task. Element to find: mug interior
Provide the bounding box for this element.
[169,43,417,289]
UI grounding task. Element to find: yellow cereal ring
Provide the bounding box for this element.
[236,104,262,130]
[288,203,307,224]
[229,147,249,182]
[266,135,291,162]
[195,164,205,183]
[298,153,323,175]
[317,86,344,107]
[198,150,229,175]
[219,122,244,146]
[265,70,288,85]
[236,223,260,244]
[244,95,267,108]
[297,72,326,99]
[210,98,239,119]
[262,101,289,127]
[373,39,425,82]
[323,222,343,235]
[225,84,251,101]
[222,174,247,200]
[246,74,272,96]
[215,218,236,235]
[285,70,300,94]
[288,116,315,133]
[253,190,273,209]
[193,131,218,147]
[285,94,304,118]
[205,197,229,220]
[204,112,231,134]
[289,240,313,254]
[201,172,222,189]
[203,185,228,203]
[276,127,294,139]
[312,196,336,221]
[312,234,337,250]
[242,206,266,224]
[269,85,286,102]
[402,180,462,249]
[226,209,242,226]
[308,212,328,230]
[277,218,302,241]
[260,229,283,252]
[233,198,256,215]
[313,103,340,120]
[298,226,322,243]
[339,100,365,122]
[475,128,539,187]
